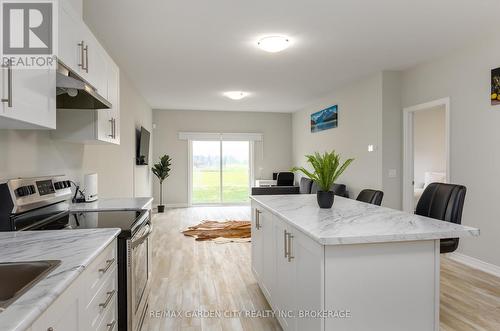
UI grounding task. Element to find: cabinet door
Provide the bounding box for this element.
[251,206,264,281]
[86,34,108,97]
[273,218,295,331]
[291,229,323,331]
[106,60,120,144]
[0,67,56,129]
[31,284,81,331]
[261,210,275,299]
[58,4,84,73]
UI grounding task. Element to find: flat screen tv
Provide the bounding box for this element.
[136,126,150,165]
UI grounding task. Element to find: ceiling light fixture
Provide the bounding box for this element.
[223,91,249,100]
[257,35,290,53]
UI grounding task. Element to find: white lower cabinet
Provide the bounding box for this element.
[30,239,118,331]
[251,202,323,331]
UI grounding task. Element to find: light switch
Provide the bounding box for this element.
[368,145,374,152]
[388,169,397,178]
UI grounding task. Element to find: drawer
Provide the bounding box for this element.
[96,296,117,331]
[86,264,118,328]
[86,240,117,295]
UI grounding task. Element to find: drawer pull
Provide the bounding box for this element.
[99,258,115,273]
[107,320,117,330]
[99,290,116,309]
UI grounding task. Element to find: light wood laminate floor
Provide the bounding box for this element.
[148,206,500,331]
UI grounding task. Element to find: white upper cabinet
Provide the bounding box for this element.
[52,1,120,144]
[0,63,56,130]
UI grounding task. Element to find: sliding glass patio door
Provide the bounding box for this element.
[191,140,250,204]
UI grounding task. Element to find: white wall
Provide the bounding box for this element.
[152,109,293,205]
[413,106,446,188]
[401,36,500,267]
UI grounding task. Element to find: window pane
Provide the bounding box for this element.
[192,141,220,204]
[222,141,249,203]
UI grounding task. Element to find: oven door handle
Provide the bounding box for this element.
[131,223,153,248]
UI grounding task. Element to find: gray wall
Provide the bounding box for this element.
[401,36,500,267]
[152,109,293,205]
[0,73,153,198]
[292,73,384,203]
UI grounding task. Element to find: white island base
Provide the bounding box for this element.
[250,196,478,331]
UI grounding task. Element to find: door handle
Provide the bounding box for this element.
[284,230,289,258]
[255,209,261,229]
[107,320,116,330]
[99,290,116,309]
[99,258,115,273]
[108,119,115,138]
[1,59,12,107]
[84,44,89,73]
[78,41,89,73]
[287,232,295,262]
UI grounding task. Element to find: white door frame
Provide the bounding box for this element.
[402,97,451,212]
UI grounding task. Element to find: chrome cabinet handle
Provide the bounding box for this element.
[99,289,116,309]
[113,118,116,139]
[84,44,89,73]
[99,258,115,273]
[284,230,288,258]
[108,119,114,138]
[287,232,295,262]
[78,41,89,73]
[255,209,261,229]
[107,320,116,330]
[1,60,12,107]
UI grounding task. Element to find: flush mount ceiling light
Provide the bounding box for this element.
[223,91,249,100]
[257,35,290,53]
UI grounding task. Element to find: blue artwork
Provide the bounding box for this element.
[311,105,338,133]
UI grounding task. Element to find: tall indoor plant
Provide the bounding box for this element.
[152,154,172,213]
[292,151,354,208]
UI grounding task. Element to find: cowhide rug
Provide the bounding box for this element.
[181,220,251,243]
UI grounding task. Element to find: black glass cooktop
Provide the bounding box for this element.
[30,210,147,238]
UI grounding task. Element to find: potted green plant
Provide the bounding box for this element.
[292,151,354,208]
[152,154,172,213]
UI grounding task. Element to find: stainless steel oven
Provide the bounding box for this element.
[127,220,153,331]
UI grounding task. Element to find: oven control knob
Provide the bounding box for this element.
[28,185,36,195]
[16,186,33,197]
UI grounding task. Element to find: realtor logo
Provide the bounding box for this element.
[1,0,57,68]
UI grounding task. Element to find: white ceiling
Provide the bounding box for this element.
[84,0,500,112]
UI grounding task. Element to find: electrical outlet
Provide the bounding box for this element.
[388,169,397,178]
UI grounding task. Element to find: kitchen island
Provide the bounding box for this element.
[250,194,479,331]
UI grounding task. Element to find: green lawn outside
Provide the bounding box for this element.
[192,166,249,203]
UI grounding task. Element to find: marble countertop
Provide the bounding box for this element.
[70,197,153,212]
[0,229,120,331]
[250,194,479,245]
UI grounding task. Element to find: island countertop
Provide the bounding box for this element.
[250,194,479,245]
[0,229,120,331]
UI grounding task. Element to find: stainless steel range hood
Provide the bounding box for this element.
[56,62,111,110]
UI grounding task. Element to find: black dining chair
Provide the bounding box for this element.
[299,177,313,194]
[415,182,467,254]
[356,189,384,206]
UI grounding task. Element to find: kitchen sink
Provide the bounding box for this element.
[0,260,61,311]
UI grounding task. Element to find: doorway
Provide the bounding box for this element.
[190,140,252,205]
[403,98,450,212]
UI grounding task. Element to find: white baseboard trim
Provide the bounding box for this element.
[165,203,189,208]
[447,252,500,278]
